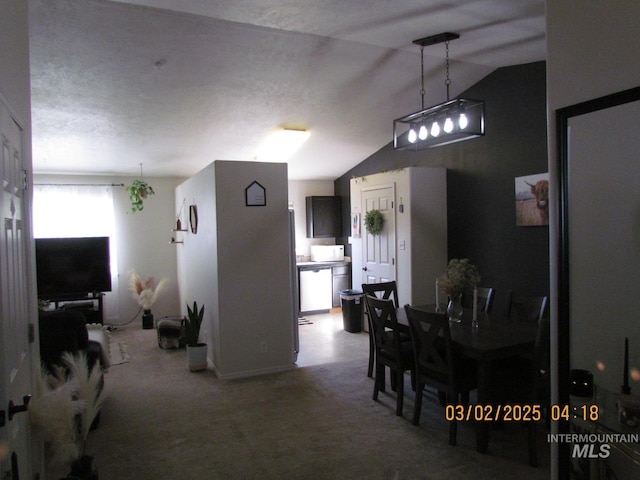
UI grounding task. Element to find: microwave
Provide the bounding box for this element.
[310,245,345,262]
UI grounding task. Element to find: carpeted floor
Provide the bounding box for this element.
[67,321,551,479]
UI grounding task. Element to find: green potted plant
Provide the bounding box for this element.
[185,301,207,371]
[437,258,481,322]
[126,178,155,213]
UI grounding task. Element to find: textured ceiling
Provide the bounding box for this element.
[29,0,545,180]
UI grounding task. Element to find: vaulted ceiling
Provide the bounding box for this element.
[29,0,545,180]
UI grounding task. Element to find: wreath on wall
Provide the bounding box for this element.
[364,209,384,235]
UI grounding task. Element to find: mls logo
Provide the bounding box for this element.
[572,443,611,459]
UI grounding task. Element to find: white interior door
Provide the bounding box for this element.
[361,184,396,286]
[1,97,35,480]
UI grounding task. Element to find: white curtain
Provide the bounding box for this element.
[33,184,119,319]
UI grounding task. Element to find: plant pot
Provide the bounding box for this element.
[187,343,207,371]
[142,309,154,329]
[66,455,98,480]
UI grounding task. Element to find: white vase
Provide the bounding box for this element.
[187,344,207,371]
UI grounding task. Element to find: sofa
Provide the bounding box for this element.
[38,309,109,372]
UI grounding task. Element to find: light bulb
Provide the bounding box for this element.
[444,116,454,133]
[407,127,417,143]
[431,121,440,137]
[459,113,468,129]
[418,125,428,140]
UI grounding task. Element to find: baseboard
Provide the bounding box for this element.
[216,363,294,381]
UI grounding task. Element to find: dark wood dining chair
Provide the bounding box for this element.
[365,294,414,417]
[461,286,494,313]
[490,316,550,466]
[404,305,477,445]
[362,281,400,378]
[506,291,548,323]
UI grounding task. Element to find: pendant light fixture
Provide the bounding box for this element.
[393,32,484,150]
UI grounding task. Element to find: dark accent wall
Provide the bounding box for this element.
[335,61,548,313]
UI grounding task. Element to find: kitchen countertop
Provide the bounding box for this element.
[297,260,350,268]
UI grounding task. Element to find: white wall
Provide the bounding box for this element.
[33,174,185,325]
[546,3,640,478]
[288,179,336,259]
[177,161,294,379]
[546,2,640,387]
[350,167,447,306]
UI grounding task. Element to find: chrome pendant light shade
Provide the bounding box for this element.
[393,32,485,151]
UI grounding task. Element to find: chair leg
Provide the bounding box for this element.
[412,384,424,425]
[449,419,457,446]
[373,362,384,400]
[367,333,374,378]
[395,367,404,416]
[528,422,538,467]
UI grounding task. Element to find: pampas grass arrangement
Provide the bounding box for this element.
[30,369,83,465]
[128,271,168,310]
[29,353,108,468]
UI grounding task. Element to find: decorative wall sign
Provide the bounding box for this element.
[189,205,198,234]
[245,181,266,206]
[351,213,361,238]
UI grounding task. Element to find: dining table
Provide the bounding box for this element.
[396,304,539,454]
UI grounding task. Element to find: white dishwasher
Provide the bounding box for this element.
[299,267,332,313]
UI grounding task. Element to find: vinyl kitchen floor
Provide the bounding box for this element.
[295,310,370,368]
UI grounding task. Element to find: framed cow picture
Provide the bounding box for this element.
[514,173,549,226]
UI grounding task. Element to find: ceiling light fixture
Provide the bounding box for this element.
[256,128,310,162]
[393,32,484,150]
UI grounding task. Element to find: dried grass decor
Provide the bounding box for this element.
[29,353,107,468]
[128,271,168,310]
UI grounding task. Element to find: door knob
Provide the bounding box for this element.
[362,266,368,271]
[8,395,31,421]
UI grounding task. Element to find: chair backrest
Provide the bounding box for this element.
[364,294,403,354]
[361,281,399,308]
[506,291,549,323]
[462,286,494,313]
[404,305,454,390]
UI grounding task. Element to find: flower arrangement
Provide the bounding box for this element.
[364,209,384,235]
[437,258,481,297]
[128,271,168,310]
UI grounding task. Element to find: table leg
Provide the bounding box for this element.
[476,358,491,453]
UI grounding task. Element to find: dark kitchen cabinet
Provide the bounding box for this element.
[306,196,342,238]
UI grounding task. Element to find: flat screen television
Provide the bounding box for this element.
[35,236,112,299]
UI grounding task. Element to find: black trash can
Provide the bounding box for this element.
[340,289,363,333]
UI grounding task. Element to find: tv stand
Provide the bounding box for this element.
[48,293,104,324]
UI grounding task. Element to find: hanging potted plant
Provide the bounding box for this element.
[126,164,155,213]
[126,179,155,213]
[364,209,384,235]
[185,301,207,372]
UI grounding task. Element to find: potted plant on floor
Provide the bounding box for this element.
[185,301,207,371]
